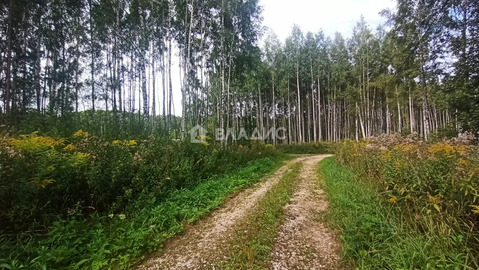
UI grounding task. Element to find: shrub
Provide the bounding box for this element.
[0,131,279,234]
[335,135,479,268]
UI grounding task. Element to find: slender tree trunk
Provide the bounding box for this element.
[35,28,42,112]
[288,84,292,144]
[89,0,95,115]
[409,87,414,133]
[357,102,366,139]
[258,84,263,134]
[386,103,391,135]
[5,0,13,114]
[161,50,167,130]
[311,63,316,141]
[296,65,302,143]
[272,75,276,145]
[168,38,173,131]
[181,0,195,139]
[151,47,156,117]
[422,92,430,140]
[317,78,322,141]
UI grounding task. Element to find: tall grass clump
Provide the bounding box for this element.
[334,133,479,269]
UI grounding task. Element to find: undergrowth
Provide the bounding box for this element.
[277,142,334,154]
[0,143,288,269]
[319,157,477,269]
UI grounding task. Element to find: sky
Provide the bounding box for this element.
[259,0,396,42]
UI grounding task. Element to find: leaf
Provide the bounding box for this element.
[74,258,91,269]
[433,204,440,212]
[0,263,12,269]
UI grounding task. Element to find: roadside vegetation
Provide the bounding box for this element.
[276,142,334,155]
[321,134,479,269]
[0,131,284,269]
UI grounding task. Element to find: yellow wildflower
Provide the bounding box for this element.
[64,144,75,151]
[198,135,211,140]
[457,158,469,167]
[388,196,397,203]
[381,152,391,161]
[129,140,137,146]
[73,130,85,137]
[394,161,404,170]
[472,205,479,214]
[37,179,55,189]
[10,134,64,151]
[393,144,416,152]
[112,140,120,145]
[428,143,456,157]
[428,195,440,205]
[72,152,91,165]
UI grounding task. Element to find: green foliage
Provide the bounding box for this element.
[0,130,286,269]
[332,137,479,269]
[0,154,287,269]
[320,158,477,269]
[276,142,334,154]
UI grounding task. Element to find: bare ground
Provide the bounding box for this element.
[136,155,342,270]
[270,155,342,270]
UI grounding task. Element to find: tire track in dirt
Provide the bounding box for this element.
[136,157,306,270]
[270,154,342,270]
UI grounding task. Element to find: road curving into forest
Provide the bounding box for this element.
[136,155,342,270]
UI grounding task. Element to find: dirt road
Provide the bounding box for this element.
[137,155,341,270]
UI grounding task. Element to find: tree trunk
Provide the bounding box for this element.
[317,78,322,141]
[296,65,302,143]
[5,0,13,114]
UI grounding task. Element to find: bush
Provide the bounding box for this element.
[0,131,278,234]
[335,135,479,268]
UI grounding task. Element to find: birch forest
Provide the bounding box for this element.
[1,0,479,141]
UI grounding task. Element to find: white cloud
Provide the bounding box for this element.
[260,0,396,41]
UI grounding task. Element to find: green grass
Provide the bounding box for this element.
[0,155,291,270]
[217,162,303,270]
[318,157,475,270]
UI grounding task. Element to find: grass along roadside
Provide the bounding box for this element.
[216,161,303,269]
[318,157,475,270]
[0,155,291,270]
